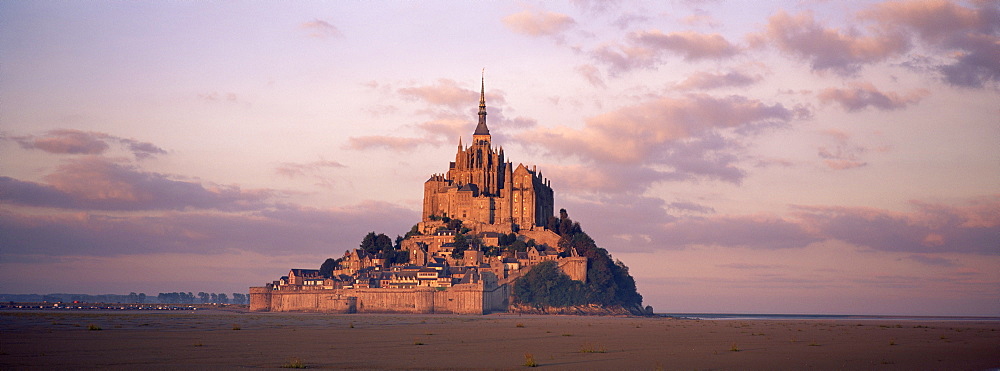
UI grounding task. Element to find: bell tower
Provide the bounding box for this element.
[473,72,490,145]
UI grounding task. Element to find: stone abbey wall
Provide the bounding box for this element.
[250,283,509,315]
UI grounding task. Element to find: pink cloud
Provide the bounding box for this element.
[674,70,763,90]
[300,19,342,39]
[502,10,576,37]
[0,201,418,260]
[274,160,345,179]
[749,10,909,75]
[345,135,431,152]
[631,30,740,60]
[816,129,872,170]
[1,157,271,211]
[818,82,929,111]
[575,64,607,88]
[350,80,533,153]
[793,195,1000,254]
[398,79,482,110]
[9,129,167,160]
[520,94,794,166]
[593,30,740,74]
[861,0,1000,87]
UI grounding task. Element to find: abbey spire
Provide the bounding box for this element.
[473,73,490,142]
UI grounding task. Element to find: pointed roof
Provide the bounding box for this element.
[474,73,490,136]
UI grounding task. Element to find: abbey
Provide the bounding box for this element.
[422,79,554,231]
[250,78,586,314]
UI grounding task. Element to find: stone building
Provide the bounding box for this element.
[422,78,554,231]
[250,78,586,314]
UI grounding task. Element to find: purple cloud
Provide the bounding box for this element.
[793,196,1000,255]
[1,157,271,211]
[300,19,342,39]
[593,30,740,75]
[0,201,418,260]
[818,82,929,111]
[518,94,796,188]
[8,129,167,160]
[861,0,1000,87]
[674,70,763,90]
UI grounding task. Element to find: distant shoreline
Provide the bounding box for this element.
[3,302,997,321]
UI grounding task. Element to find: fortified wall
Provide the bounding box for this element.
[250,282,508,314]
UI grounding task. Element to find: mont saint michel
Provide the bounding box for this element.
[250,79,645,315]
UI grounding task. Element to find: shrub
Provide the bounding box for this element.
[523,353,537,367]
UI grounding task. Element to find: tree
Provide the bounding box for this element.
[217,293,229,304]
[232,293,247,305]
[517,209,644,310]
[320,258,342,278]
[513,261,585,307]
[452,233,469,259]
[198,292,210,303]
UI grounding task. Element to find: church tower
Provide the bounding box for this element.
[422,77,553,231]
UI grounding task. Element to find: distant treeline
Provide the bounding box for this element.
[0,292,249,305]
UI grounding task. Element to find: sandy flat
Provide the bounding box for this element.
[1,310,998,370]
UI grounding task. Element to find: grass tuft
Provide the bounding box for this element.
[889,339,897,346]
[523,353,537,367]
[88,324,102,331]
[232,324,241,330]
[729,343,739,352]
[580,343,607,353]
[515,323,525,328]
[280,358,305,368]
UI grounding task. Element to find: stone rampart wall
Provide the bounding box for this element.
[249,284,500,314]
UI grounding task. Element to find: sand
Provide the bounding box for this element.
[2,310,998,370]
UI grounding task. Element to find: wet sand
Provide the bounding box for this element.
[2,310,998,370]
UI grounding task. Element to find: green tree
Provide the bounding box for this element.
[320,257,342,277]
[513,261,585,307]
[452,233,469,259]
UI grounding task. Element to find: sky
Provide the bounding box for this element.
[1,0,997,316]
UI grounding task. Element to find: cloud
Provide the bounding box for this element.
[1,157,271,211]
[398,79,485,110]
[793,195,1000,255]
[519,94,796,187]
[817,82,929,111]
[8,129,167,160]
[0,201,418,260]
[275,159,346,189]
[861,0,1000,87]
[502,10,576,38]
[816,129,872,170]
[350,79,534,153]
[300,19,342,39]
[593,30,740,74]
[575,64,607,88]
[668,200,716,214]
[12,129,108,155]
[632,30,740,60]
[906,254,958,267]
[749,10,909,75]
[346,135,432,152]
[658,213,822,250]
[674,70,763,90]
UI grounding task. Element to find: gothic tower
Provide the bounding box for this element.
[422,77,553,231]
